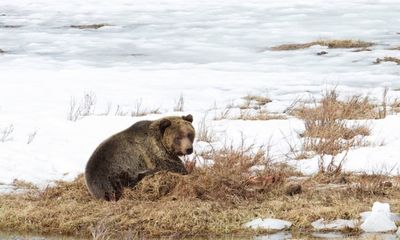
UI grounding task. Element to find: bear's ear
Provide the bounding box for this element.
[182,114,193,123]
[159,119,171,134]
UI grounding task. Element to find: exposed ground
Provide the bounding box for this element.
[271,40,374,51]
[1,169,399,239]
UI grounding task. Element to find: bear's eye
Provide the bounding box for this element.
[187,133,194,140]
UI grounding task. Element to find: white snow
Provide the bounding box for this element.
[311,218,358,231]
[360,202,398,233]
[243,218,292,230]
[0,0,400,189]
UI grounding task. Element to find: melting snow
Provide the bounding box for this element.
[360,202,398,233]
[311,218,358,231]
[243,218,292,230]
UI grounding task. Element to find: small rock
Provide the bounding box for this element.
[317,51,328,55]
[285,184,302,196]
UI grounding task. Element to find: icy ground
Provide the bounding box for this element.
[0,0,400,189]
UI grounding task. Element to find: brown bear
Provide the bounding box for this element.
[85,114,195,201]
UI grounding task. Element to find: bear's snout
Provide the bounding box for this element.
[186,147,193,155]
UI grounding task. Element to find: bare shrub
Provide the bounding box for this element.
[213,103,234,120]
[290,89,379,120]
[99,102,112,116]
[173,94,184,112]
[114,105,129,116]
[289,90,371,159]
[67,92,96,121]
[197,114,215,142]
[0,124,14,142]
[131,99,161,117]
[27,131,37,144]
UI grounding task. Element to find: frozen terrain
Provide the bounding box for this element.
[0,0,400,189]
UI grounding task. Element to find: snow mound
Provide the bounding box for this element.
[360,202,397,233]
[243,218,292,230]
[311,218,358,231]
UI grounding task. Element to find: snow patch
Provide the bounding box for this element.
[360,202,398,233]
[311,218,358,231]
[243,218,292,230]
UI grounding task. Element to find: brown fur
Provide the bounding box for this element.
[85,115,195,201]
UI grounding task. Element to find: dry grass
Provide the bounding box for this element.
[271,40,374,51]
[1,169,400,239]
[214,95,284,121]
[351,48,372,52]
[233,109,285,121]
[388,46,400,50]
[289,90,373,159]
[70,24,111,29]
[0,124,14,142]
[173,94,185,112]
[290,90,383,120]
[242,95,272,106]
[0,144,299,239]
[374,57,400,65]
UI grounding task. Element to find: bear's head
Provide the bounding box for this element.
[159,114,195,156]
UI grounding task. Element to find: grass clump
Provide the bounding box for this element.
[374,57,400,65]
[290,90,382,120]
[214,95,284,121]
[271,40,374,51]
[289,90,372,158]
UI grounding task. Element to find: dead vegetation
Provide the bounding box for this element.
[288,90,375,159]
[374,57,400,65]
[0,124,14,142]
[214,94,284,121]
[1,162,400,239]
[388,46,400,50]
[68,93,162,121]
[0,144,299,239]
[271,40,374,51]
[70,24,111,29]
[197,114,216,142]
[173,94,185,112]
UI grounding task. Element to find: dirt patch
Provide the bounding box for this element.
[271,40,374,51]
[70,24,111,29]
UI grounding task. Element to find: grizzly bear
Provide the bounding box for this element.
[85,114,195,201]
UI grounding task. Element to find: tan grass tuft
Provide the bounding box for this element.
[290,90,379,120]
[271,40,374,51]
[289,90,371,158]
[374,57,400,65]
